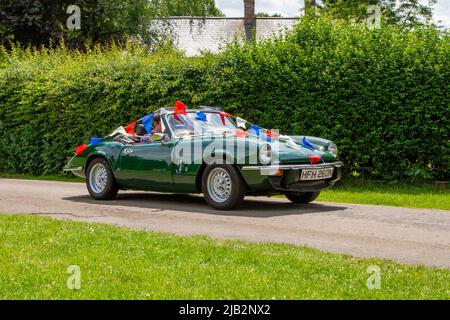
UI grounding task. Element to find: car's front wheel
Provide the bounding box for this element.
[285,192,320,204]
[202,165,246,210]
[86,157,119,200]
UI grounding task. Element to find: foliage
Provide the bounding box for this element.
[1,214,450,299]
[0,18,448,180]
[255,12,283,18]
[318,0,438,28]
[204,18,449,180]
[0,0,223,48]
[153,0,224,17]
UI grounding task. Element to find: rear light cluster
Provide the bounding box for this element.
[309,155,322,164]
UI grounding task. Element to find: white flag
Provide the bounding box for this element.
[236,117,247,129]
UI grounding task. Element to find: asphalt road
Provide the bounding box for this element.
[1,178,449,268]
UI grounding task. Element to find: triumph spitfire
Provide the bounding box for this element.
[64,105,342,210]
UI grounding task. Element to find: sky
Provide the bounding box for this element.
[215,0,450,27]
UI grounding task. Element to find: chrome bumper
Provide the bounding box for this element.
[242,161,344,175]
[63,166,85,178]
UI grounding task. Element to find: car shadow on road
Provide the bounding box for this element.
[63,192,347,218]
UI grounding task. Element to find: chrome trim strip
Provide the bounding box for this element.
[63,166,83,172]
[242,161,344,171]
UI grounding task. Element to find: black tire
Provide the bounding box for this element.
[285,192,320,204]
[86,157,119,200]
[201,164,246,210]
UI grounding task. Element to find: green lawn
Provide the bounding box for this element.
[0,214,449,300]
[317,179,450,210]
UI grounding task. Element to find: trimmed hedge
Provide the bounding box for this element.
[0,18,449,180]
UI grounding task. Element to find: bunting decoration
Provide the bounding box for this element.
[219,112,232,125]
[264,130,279,142]
[235,117,247,130]
[90,138,103,146]
[124,121,137,137]
[248,124,262,137]
[196,111,207,121]
[141,113,154,134]
[174,100,187,122]
[74,144,88,156]
[302,137,315,150]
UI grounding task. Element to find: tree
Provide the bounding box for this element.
[0,0,224,48]
[255,12,282,18]
[153,0,224,17]
[318,0,437,28]
[394,0,437,28]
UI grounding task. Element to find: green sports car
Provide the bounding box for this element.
[64,107,343,210]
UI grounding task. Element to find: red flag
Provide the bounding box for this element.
[220,112,231,125]
[174,100,187,122]
[74,144,88,156]
[235,130,249,138]
[125,121,137,137]
[266,130,279,138]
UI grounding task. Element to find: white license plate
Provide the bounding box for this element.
[300,168,334,181]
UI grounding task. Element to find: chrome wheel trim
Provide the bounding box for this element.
[89,163,108,194]
[207,167,232,203]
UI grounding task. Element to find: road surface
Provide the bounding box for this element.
[0,179,449,268]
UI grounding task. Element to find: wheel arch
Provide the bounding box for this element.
[85,152,113,175]
[195,160,249,193]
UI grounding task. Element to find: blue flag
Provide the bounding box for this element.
[141,113,154,134]
[302,137,315,150]
[196,111,207,121]
[248,124,262,137]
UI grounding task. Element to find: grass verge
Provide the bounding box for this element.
[0,173,84,183]
[317,179,449,210]
[0,214,449,299]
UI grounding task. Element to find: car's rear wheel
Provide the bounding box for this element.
[86,158,118,200]
[202,165,245,210]
[285,192,320,204]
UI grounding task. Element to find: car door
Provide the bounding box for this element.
[116,141,175,191]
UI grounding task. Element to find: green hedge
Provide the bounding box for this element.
[0,18,449,180]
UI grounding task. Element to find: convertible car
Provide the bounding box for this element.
[64,106,342,210]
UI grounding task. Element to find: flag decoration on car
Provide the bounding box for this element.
[124,121,137,137]
[196,111,207,121]
[90,137,103,146]
[302,137,315,150]
[248,124,262,137]
[174,100,187,122]
[74,144,88,156]
[235,117,247,129]
[141,113,154,134]
[219,112,232,125]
